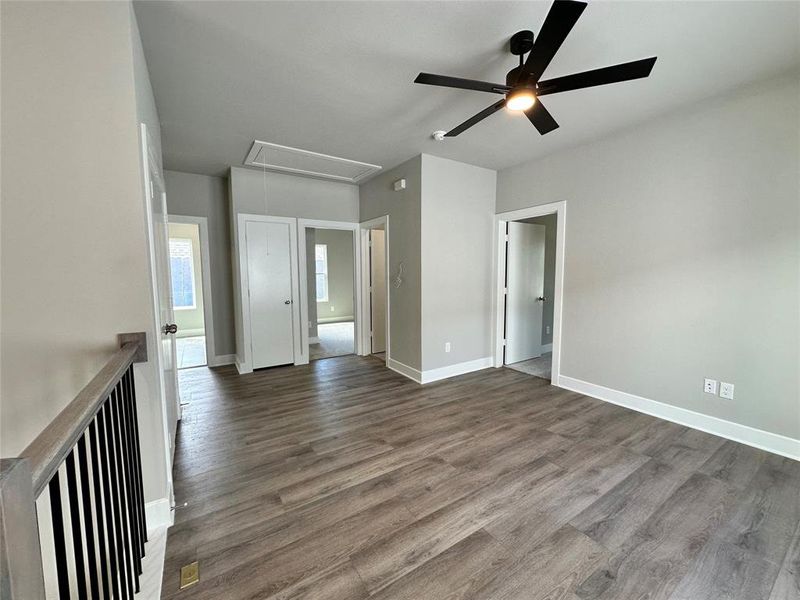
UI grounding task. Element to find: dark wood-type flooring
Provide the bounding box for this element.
[161,355,800,600]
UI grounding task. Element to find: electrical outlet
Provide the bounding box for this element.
[546,325,551,335]
[720,382,735,400]
[445,342,451,353]
[330,306,335,312]
[704,378,717,394]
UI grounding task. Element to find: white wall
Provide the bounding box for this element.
[421,155,496,371]
[1,1,170,503]
[229,166,359,366]
[497,74,800,441]
[165,170,235,356]
[359,156,423,370]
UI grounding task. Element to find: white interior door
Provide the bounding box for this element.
[369,229,387,353]
[246,220,295,368]
[505,222,546,364]
[141,126,180,463]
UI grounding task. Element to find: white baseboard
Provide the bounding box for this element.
[421,357,494,384]
[235,357,252,375]
[207,353,235,367]
[541,343,553,353]
[176,328,205,338]
[317,316,355,324]
[387,357,494,385]
[145,498,173,532]
[387,358,423,383]
[557,375,800,461]
[308,336,320,344]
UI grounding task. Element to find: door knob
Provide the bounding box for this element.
[163,323,178,334]
[284,300,292,305]
[536,296,547,302]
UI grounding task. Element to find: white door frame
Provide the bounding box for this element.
[236,213,302,373]
[139,123,176,512]
[297,219,362,363]
[359,215,390,365]
[168,214,217,366]
[493,201,566,385]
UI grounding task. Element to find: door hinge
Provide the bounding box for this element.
[502,339,507,346]
[504,234,509,242]
[503,287,507,295]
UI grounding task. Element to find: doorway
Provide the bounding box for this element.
[494,202,565,384]
[167,217,214,369]
[368,227,387,359]
[303,227,356,361]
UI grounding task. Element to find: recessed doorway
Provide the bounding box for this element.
[168,216,216,369]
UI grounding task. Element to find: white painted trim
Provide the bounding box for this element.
[235,357,251,375]
[359,216,390,366]
[244,140,382,184]
[317,316,355,324]
[207,354,235,367]
[541,343,553,353]
[138,123,176,511]
[297,219,362,364]
[558,375,800,461]
[493,200,566,388]
[175,328,205,338]
[308,336,320,344]
[421,357,494,384]
[236,214,302,372]
[388,357,494,385]
[145,498,173,531]
[168,214,216,365]
[387,358,422,383]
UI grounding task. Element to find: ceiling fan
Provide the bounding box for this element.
[414,0,657,137]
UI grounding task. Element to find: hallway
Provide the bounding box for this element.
[162,357,800,600]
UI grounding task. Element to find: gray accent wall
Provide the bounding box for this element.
[313,229,355,322]
[165,170,236,356]
[1,1,170,503]
[305,229,318,339]
[420,155,496,371]
[497,74,800,440]
[360,156,423,370]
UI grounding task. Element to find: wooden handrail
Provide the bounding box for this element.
[20,333,147,497]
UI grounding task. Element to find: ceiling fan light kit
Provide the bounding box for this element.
[414,0,657,138]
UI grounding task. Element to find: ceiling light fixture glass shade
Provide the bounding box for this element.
[506,88,536,111]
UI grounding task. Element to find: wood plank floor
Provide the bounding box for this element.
[161,355,800,600]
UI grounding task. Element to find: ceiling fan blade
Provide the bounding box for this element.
[520,0,587,84]
[414,73,510,94]
[445,99,506,137]
[537,57,657,96]
[525,99,559,135]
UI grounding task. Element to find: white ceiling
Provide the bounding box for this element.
[133,1,800,179]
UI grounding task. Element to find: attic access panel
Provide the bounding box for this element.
[244,141,382,183]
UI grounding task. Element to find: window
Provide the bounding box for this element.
[315,244,328,302]
[169,238,196,310]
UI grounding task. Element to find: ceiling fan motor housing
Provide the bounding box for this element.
[509,30,534,56]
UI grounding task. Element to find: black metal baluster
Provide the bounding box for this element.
[77,433,100,599]
[124,368,146,559]
[65,450,88,599]
[109,388,134,599]
[99,401,127,600]
[116,381,142,590]
[88,419,112,600]
[48,471,71,600]
[126,367,148,546]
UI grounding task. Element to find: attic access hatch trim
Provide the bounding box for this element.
[244,140,382,184]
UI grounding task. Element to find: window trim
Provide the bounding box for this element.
[169,236,197,311]
[315,243,329,303]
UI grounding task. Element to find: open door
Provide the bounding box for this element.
[141,124,180,465]
[369,229,387,353]
[505,221,546,364]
